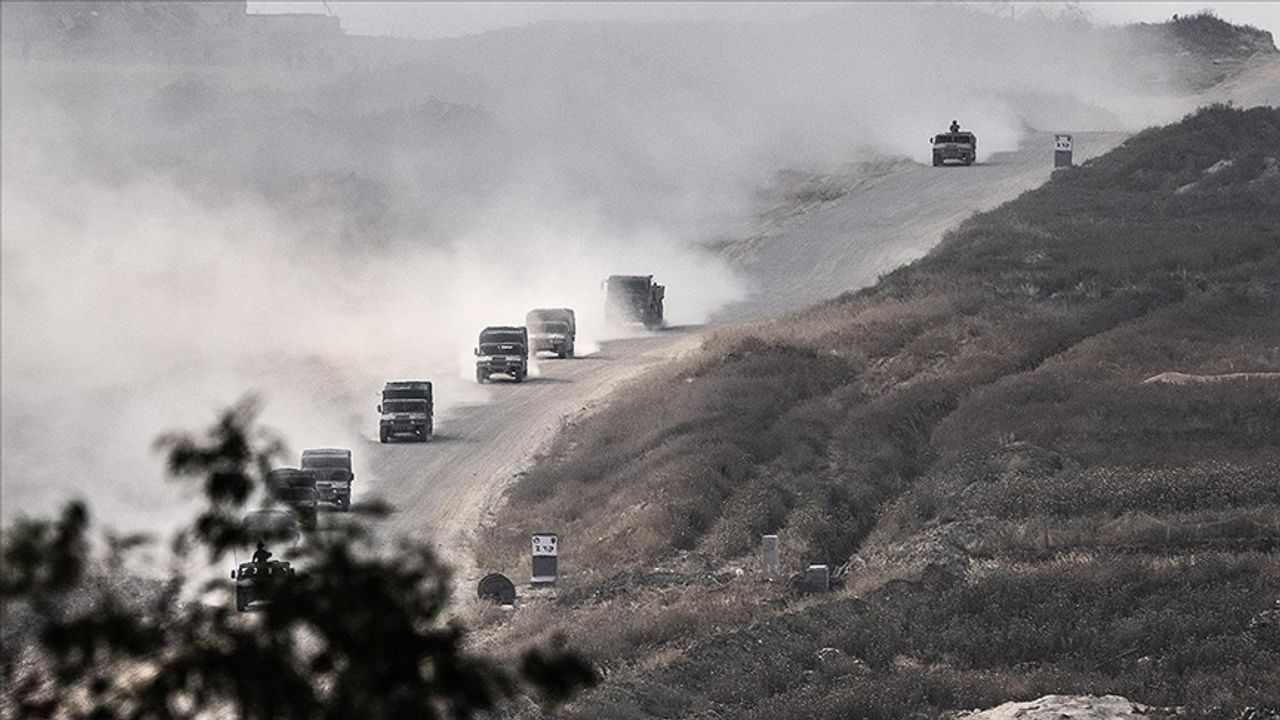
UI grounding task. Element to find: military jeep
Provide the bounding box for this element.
[931,131,977,166]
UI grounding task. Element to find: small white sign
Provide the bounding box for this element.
[532,533,558,557]
[1055,134,1073,152]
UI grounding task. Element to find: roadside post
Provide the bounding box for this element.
[805,564,830,592]
[1054,134,1074,168]
[531,532,558,586]
[762,535,780,581]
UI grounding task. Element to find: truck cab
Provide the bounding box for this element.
[378,381,433,443]
[605,275,665,329]
[931,131,977,166]
[265,468,319,530]
[300,448,354,510]
[475,326,529,383]
[526,308,577,359]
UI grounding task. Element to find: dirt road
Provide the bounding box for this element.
[367,330,701,584]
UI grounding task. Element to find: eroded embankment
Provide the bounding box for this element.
[473,105,1280,719]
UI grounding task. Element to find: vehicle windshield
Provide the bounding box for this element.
[480,332,525,345]
[383,387,429,400]
[936,134,972,144]
[302,455,351,469]
[280,489,316,503]
[531,321,569,334]
[384,400,428,414]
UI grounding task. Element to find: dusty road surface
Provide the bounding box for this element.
[362,132,1131,587]
[367,330,701,584]
[719,132,1128,319]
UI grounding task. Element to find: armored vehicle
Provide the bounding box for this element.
[526,308,576,359]
[605,275,664,329]
[475,326,529,383]
[232,559,296,612]
[301,448,354,510]
[931,130,977,166]
[266,468,319,530]
[379,381,433,443]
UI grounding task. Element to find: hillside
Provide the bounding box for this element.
[474,105,1280,718]
[1120,12,1277,91]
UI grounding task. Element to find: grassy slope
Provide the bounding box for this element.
[476,105,1280,718]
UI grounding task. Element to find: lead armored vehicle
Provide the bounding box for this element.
[931,129,977,166]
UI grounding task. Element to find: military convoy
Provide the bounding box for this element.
[475,326,529,383]
[931,124,978,166]
[526,308,576,359]
[235,278,675,609]
[379,381,433,442]
[236,449,353,612]
[605,275,664,329]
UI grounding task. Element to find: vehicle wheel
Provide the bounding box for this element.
[567,345,575,359]
[557,348,566,359]
[379,428,389,444]
[476,368,487,384]
[932,157,941,167]
[339,497,351,512]
[514,370,526,383]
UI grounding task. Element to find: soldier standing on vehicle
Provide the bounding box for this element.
[252,542,272,565]
[950,120,961,133]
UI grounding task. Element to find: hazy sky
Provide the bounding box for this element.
[248,2,1280,41]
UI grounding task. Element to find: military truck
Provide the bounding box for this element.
[301,448,354,510]
[244,509,301,547]
[526,308,576,359]
[931,130,977,166]
[232,559,296,612]
[605,275,664,329]
[475,326,529,383]
[378,381,433,443]
[266,468,319,530]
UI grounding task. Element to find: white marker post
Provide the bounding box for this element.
[1054,134,1074,168]
[762,535,780,581]
[531,532,558,586]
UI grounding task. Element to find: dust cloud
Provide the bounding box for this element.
[1,2,1187,529]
